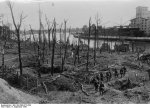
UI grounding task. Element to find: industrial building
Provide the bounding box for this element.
[130,6,150,35]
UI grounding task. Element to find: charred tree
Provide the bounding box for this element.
[1,25,8,77]
[23,29,27,47]
[42,29,47,63]
[29,25,37,53]
[59,23,63,58]
[61,20,68,72]
[51,19,56,76]
[64,20,67,44]
[37,5,42,78]
[45,15,52,54]
[77,31,80,64]
[86,18,91,72]
[7,1,27,77]
[94,25,96,66]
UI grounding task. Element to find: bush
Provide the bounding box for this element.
[6,74,20,87]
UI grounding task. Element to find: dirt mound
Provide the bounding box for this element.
[123,87,150,103]
[108,78,139,91]
[45,75,79,92]
[38,65,67,74]
[0,78,41,104]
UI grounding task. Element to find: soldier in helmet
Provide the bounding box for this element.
[106,71,110,82]
[96,74,100,81]
[106,70,112,82]
[92,77,99,92]
[100,72,104,82]
[99,81,105,95]
[114,68,118,78]
[108,70,112,81]
[122,66,127,77]
[120,67,124,78]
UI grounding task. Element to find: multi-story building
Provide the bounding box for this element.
[130,6,150,35]
[136,6,150,19]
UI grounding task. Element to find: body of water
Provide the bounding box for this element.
[22,33,128,50]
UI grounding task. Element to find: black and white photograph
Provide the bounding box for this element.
[0,0,150,105]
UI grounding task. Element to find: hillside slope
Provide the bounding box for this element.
[0,78,42,104]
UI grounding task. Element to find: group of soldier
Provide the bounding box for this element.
[92,66,127,95]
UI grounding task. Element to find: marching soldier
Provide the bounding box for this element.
[108,70,112,81]
[122,66,127,76]
[114,68,118,78]
[106,72,110,82]
[93,77,99,92]
[120,67,124,78]
[106,70,112,81]
[100,72,104,82]
[96,74,100,81]
[99,81,105,95]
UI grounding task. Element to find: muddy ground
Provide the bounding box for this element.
[1,44,150,104]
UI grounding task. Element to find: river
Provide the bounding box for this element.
[22,33,127,50]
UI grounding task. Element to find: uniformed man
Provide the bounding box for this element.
[100,73,104,82]
[99,81,105,95]
[108,70,112,81]
[122,66,127,76]
[106,71,110,82]
[120,67,124,78]
[93,77,99,92]
[114,68,118,78]
[96,74,100,81]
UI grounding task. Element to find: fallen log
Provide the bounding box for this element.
[78,82,90,96]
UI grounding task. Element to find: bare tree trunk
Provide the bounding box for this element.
[29,25,36,53]
[42,30,46,63]
[86,18,91,72]
[77,31,80,64]
[62,36,68,72]
[48,29,51,54]
[64,20,67,43]
[2,44,5,77]
[45,15,52,57]
[7,1,26,79]
[24,29,26,48]
[61,20,68,72]
[94,26,96,66]
[30,32,32,46]
[59,24,62,58]
[1,26,6,77]
[51,19,56,76]
[17,30,23,76]
[38,4,42,67]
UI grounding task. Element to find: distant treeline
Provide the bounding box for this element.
[19,28,82,35]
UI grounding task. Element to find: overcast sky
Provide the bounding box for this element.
[0,0,150,30]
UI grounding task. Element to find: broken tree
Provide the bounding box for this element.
[7,1,27,78]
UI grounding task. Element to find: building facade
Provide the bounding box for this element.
[136,6,150,19]
[130,6,150,35]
